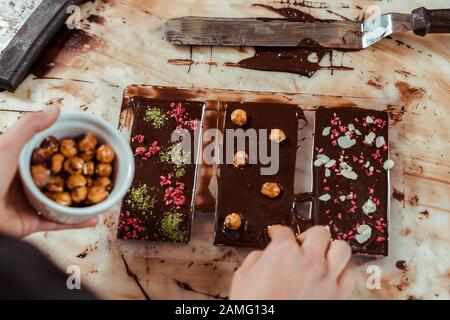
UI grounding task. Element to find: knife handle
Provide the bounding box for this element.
[0,0,85,92]
[411,7,450,36]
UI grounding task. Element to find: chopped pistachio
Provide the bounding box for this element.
[366,116,374,124]
[160,211,187,242]
[362,199,377,215]
[144,107,168,129]
[376,136,386,148]
[337,136,356,149]
[160,143,189,178]
[127,184,156,212]
[355,224,372,244]
[341,169,358,180]
[364,132,376,145]
[322,127,331,136]
[318,194,331,202]
[383,159,395,170]
[325,168,331,177]
[325,159,336,168]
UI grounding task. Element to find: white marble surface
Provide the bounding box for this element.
[0,0,449,300]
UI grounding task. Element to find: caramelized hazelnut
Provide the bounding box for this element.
[86,177,94,187]
[71,187,88,203]
[60,139,77,158]
[78,132,98,153]
[96,144,115,163]
[94,177,113,191]
[50,192,72,206]
[31,148,53,164]
[230,109,247,127]
[87,186,109,204]
[41,136,59,153]
[96,163,112,177]
[50,153,64,174]
[79,150,95,161]
[31,165,51,189]
[233,151,249,169]
[45,176,65,193]
[66,174,87,190]
[63,157,84,175]
[261,182,282,199]
[269,129,287,143]
[83,161,95,176]
[224,213,242,231]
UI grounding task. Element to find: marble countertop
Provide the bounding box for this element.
[0,0,449,299]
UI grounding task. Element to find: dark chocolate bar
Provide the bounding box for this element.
[213,102,301,248]
[117,97,203,243]
[313,107,390,256]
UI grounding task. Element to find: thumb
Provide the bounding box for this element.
[7,106,61,150]
[1,107,60,185]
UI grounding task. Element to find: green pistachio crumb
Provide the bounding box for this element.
[159,211,187,242]
[127,184,156,213]
[144,107,168,129]
[160,142,189,178]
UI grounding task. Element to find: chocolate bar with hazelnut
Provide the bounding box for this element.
[117,97,204,243]
[213,102,301,248]
[313,107,390,256]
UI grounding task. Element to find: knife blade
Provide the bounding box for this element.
[162,8,450,49]
[0,0,86,91]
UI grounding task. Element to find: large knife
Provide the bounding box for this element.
[0,0,85,91]
[162,7,450,49]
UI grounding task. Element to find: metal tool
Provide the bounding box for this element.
[163,7,450,49]
[0,0,85,91]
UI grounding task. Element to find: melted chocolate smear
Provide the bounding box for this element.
[234,4,354,77]
[276,0,328,9]
[396,260,407,271]
[174,280,228,300]
[30,28,94,78]
[87,14,105,25]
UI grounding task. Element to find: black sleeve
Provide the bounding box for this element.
[0,234,96,300]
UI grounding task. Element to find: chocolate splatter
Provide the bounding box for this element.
[418,209,430,218]
[275,0,328,9]
[409,195,419,206]
[121,255,151,300]
[396,260,407,271]
[167,59,195,66]
[231,4,355,78]
[386,104,405,125]
[30,28,97,78]
[87,14,105,25]
[393,188,405,202]
[367,79,383,90]
[395,81,425,111]
[174,280,228,300]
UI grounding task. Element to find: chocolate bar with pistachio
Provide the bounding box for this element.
[313,107,391,256]
[213,102,301,248]
[117,97,203,243]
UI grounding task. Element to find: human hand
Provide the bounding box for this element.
[230,225,354,300]
[0,107,98,238]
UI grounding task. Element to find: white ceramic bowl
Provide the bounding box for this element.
[19,112,135,224]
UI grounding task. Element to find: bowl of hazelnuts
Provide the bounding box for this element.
[19,112,134,224]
